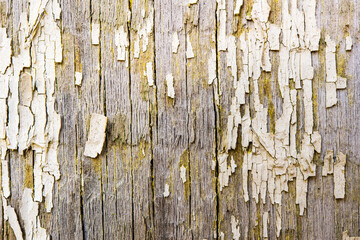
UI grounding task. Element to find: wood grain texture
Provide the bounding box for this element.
[1,0,360,239]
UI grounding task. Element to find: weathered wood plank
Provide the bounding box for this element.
[100,0,133,238]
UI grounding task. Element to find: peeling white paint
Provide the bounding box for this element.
[263,212,269,239]
[189,0,197,4]
[186,35,195,59]
[180,166,186,183]
[0,28,12,74]
[311,131,321,153]
[75,72,83,86]
[145,62,154,87]
[166,73,175,99]
[326,82,337,108]
[115,26,129,61]
[91,22,100,45]
[163,183,170,197]
[3,202,23,240]
[345,36,352,51]
[172,32,180,54]
[334,152,346,199]
[231,215,240,240]
[337,76,347,89]
[268,24,281,51]
[84,114,107,158]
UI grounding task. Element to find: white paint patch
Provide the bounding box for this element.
[145,62,154,87]
[75,72,83,86]
[337,76,347,89]
[334,152,346,199]
[234,0,243,15]
[166,73,175,99]
[311,131,321,153]
[268,24,281,51]
[180,166,186,183]
[263,212,269,239]
[115,26,129,61]
[172,32,180,54]
[231,215,240,240]
[300,50,314,80]
[4,203,23,240]
[189,0,197,4]
[345,35,353,51]
[0,28,12,74]
[2,160,10,198]
[163,183,170,197]
[208,49,217,85]
[218,10,227,51]
[186,35,195,59]
[84,114,108,158]
[91,23,100,45]
[134,36,140,59]
[326,82,337,108]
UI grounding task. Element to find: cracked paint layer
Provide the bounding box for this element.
[84,114,108,158]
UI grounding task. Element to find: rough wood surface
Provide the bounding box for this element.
[0,0,360,239]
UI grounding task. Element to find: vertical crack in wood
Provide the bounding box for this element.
[214,1,220,238]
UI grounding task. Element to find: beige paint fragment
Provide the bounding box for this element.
[296,168,307,215]
[3,203,23,240]
[337,76,347,89]
[91,23,100,45]
[275,204,281,237]
[172,32,180,53]
[42,172,55,212]
[219,153,234,191]
[186,35,195,59]
[189,0,197,4]
[263,212,269,239]
[334,152,346,199]
[166,73,175,99]
[145,62,154,87]
[345,36,353,51]
[300,50,314,80]
[325,35,337,83]
[163,183,170,197]
[115,26,129,61]
[326,82,337,108]
[231,215,240,240]
[227,35,237,82]
[322,150,334,176]
[303,0,321,51]
[84,114,108,158]
[75,72,83,86]
[311,131,321,153]
[34,153,44,202]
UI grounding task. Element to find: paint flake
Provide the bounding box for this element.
[0,28,12,74]
[268,24,281,51]
[2,160,10,198]
[345,36,353,51]
[180,166,186,183]
[337,76,347,89]
[263,212,269,238]
[115,26,129,61]
[75,72,83,86]
[166,73,175,99]
[84,114,108,158]
[91,23,100,45]
[334,152,346,199]
[234,0,243,15]
[231,215,240,240]
[311,131,321,153]
[145,62,154,87]
[326,82,337,108]
[4,204,23,240]
[163,184,170,197]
